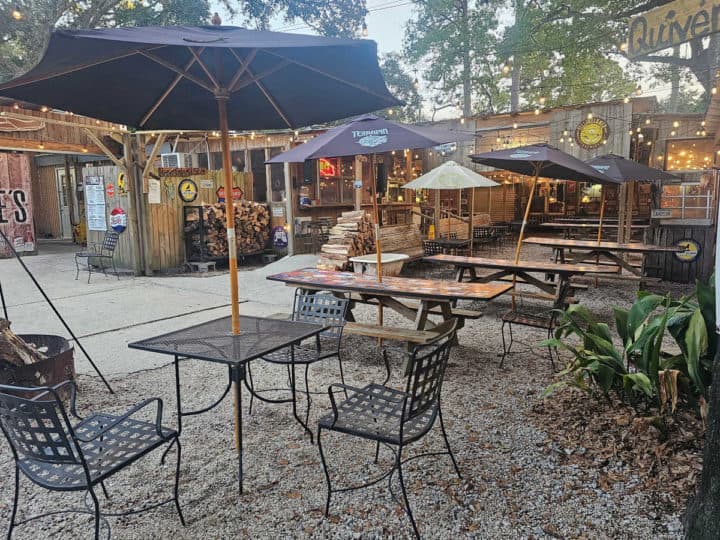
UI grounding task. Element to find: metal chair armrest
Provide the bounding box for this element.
[30,380,82,420]
[74,397,166,442]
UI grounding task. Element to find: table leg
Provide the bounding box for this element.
[173,355,183,436]
[601,251,642,277]
[289,345,314,444]
[455,266,465,283]
[231,364,244,495]
[415,301,430,330]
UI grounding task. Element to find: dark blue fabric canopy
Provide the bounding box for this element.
[0,26,400,131]
[586,153,679,182]
[470,143,620,184]
[267,115,463,162]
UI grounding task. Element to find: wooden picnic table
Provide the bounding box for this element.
[540,222,650,239]
[522,236,682,278]
[550,217,648,224]
[267,268,511,343]
[423,254,617,298]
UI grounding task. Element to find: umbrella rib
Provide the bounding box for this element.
[0,45,169,90]
[139,50,203,128]
[139,50,216,94]
[228,49,292,128]
[263,50,398,104]
[231,61,291,92]
[188,47,220,89]
[227,49,258,92]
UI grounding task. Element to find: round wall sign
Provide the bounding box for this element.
[178,178,198,202]
[674,239,701,263]
[575,117,609,150]
[110,207,127,233]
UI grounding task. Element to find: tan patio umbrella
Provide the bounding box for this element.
[403,161,498,253]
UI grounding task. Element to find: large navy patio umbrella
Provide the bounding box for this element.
[470,144,618,307]
[0,25,399,336]
[268,114,463,280]
[586,153,679,243]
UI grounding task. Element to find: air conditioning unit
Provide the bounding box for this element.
[160,152,193,168]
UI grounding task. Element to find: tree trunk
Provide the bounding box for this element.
[684,344,720,539]
[461,0,472,117]
[510,58,521,113]
[669,46,680,113]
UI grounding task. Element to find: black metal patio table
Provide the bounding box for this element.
[128,315,325,495]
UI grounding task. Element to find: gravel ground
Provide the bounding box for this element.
[0,243,694,539]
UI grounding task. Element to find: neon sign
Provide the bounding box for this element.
[318,158,337,177]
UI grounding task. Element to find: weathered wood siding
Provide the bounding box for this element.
[81,165,136,271]
[644,224,716,283]
[147,170,253,271]
[32,166,62,238]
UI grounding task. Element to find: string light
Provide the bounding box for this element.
[645,118,651,125]
[623,97,630,103]
[11,5,22,20]
[673,121,680,127]
[670,130,676,136]
[587,112,593,119]
[40,106,48,113]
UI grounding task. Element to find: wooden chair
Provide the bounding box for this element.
[500,280,572,370]
[0,381,184,539]
[317,319,460,538]
[74,231,119,283]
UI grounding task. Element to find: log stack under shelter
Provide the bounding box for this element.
[317,211,375,270]
[184,201,270,260]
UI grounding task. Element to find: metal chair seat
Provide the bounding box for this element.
[318,383,436,445]
[261,344,335,365]
[19,413,177,491]
[501,310,553,330]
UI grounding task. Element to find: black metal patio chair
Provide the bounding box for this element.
[245,290,349,442]
[422,240,443,256]
[74,231,119,283]
[500,280,573,370]
[316,318,460,539]
[0,381,184,539]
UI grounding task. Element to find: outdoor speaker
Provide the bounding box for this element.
[376,163,386,194]
[303,160,316,184]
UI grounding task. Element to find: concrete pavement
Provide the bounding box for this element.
[0,240,318,375]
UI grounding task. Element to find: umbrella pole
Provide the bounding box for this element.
[370,155,383,344]
[217,96,241,335]
[217,94,241,453]
[595,188,606,287]
[435,191,440,238]
[513,165,540,310]
[470,188,475,255]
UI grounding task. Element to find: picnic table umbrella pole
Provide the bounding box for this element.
[512,162,541,309]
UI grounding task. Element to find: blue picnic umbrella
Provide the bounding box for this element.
[0,24,399,336]
[269,114,465,279]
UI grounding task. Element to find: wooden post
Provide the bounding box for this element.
[470,188,475,254]
[122,134,144,275]
[284,160,294,255]
[216,95,240,336]
[63,155,77,227]
[370,154,382,281]
[595,187,606,287]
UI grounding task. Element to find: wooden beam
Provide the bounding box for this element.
[0,135,103,155]
[82,128,126,170]
[0,109,124,133]
[142,133,167,179]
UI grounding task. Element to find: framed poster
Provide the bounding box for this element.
[85,176,107,231]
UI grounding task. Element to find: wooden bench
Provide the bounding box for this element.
[343,322,444,344]
[347,294,483,320]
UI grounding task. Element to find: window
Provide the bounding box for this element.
[317,157,355,205]
[661,176,715,219]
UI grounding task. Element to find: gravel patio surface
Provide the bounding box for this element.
[0,243,695,539]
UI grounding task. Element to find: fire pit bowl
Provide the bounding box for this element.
[0,334,75,398]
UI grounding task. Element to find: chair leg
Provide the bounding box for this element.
[500,321,508,368]
[396,445,420,539]
[303,364,312,430]
[246,362,255,415]
[8,464,19,540]
[317,427,333,516]
[374,440,381,464]
[336,352,348,399]
[173,438,186,526]
[99,481,110,500]
[546,328,557,371]
[87,259,93,283]
[88,487,102,540]
[438,406,461,479]
[75,256,80,281]
[112,258,118,280]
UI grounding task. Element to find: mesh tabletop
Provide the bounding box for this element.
[128,316,324,365]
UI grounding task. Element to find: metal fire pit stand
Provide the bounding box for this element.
[0,229,114,394]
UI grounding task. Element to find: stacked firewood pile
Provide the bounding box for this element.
[316,211,375,270]
[185,201,270,259]
[0,319,46,372]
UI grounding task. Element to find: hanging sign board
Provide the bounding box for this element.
[148,178,161,204]
[110,207,127,233]
[0,154,35,257]
[85,176,107,231]
[627,0,720,59]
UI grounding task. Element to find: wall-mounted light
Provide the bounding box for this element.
[361,22,368,37]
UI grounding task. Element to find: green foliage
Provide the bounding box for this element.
[377,53,422,123]
[237,0,367,38]
[545,279,715,414]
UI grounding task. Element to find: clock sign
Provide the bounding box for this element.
[575,117,609,150]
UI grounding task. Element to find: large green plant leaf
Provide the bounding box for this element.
[614,307,629,343]
[622,372,654,398]
[696,278,716,359]
[627,294,665,341]
[685,307,709,397]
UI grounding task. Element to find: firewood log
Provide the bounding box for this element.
[0,319,47,367]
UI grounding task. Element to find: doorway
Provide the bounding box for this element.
[55,167,77,239]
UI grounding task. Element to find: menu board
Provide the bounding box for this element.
[85,176,107,231]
